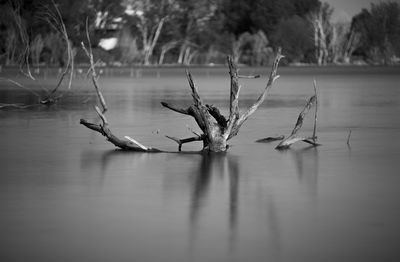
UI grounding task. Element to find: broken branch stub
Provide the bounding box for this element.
[162,48,283,152]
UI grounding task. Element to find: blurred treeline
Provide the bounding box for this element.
[0,0,399,67]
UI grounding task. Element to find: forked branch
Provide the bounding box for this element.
[275,81,321,150]
[226,48,284,139]
[80,23,158,152]
[40,0,74,105]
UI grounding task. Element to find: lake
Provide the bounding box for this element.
[1,66,400,262]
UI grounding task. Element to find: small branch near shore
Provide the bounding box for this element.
[275,81,321,150]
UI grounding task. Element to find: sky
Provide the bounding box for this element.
[324,0,400,21]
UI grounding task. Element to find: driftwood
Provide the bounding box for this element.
[275,80,321,150]
[80,107,160,152]
[255,135,285,143]
[79,25,160,153]
[162,48,283,152]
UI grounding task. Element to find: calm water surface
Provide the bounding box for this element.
[1,66,400,262]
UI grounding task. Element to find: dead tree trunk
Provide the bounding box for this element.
[162,48,283,152]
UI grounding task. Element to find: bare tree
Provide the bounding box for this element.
[158,40,178,64]
[310,3,333,65]
[130,0,169,65]
[162,49,283,152]
[80,47,283,153]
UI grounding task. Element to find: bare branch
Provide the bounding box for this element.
[166,135,204,151]
[225,56,241,137]
[81,19,107,113]
[226,48,284,140]
[290,95,316,136]
[40,0,74,104]
[237,48,284,127]
[276,86,320,150]
[312,79,318,141]
[186,70,203,106]
[124,136,148,151]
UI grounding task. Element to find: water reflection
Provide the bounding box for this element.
[80,149,150,184]
[291,147,319,199]
[186,153,240,252]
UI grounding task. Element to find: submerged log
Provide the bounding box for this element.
[162,48,284,152]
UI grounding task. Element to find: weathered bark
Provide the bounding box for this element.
[80,107,160,152]
[275,81,321,150]
[162,48,283,152]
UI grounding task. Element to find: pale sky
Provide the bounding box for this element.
[323,0,400,22]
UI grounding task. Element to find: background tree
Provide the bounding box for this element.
[352,1,400,64]
[123,0,173,65]
[273,16,314,63]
